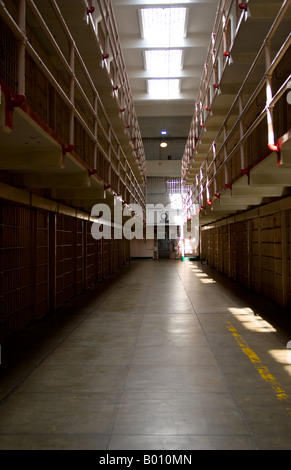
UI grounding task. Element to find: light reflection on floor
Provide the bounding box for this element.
[188,260,291,377]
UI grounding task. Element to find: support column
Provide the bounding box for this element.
[49,213,56,313]
[17,0,26,96]
[265,39,278,154]
[239,95,246,171]
[247,219,252,289]
[281,210,288,308]
[257,218,262,294]
[93,93,98,171]
[223,124,229,187]
[69,41,75,147]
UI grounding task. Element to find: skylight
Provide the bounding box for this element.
[147,79,180,99]
[140,7,187,100]
[145,49,183,77]
[140,7,187,46]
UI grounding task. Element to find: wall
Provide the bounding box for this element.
[131,238,155,259]
[200,196,291,309]
[146,161,181,178]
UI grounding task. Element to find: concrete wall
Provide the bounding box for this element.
[131,238,155,259]
[146,161,181,178]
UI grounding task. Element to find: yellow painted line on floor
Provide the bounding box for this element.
[226,322,291,416]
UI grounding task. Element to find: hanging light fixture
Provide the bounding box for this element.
[160,118,168,148]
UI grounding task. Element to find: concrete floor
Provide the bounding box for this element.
[1,259,291,450]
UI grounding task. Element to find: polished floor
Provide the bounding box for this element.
[1,259,291,450]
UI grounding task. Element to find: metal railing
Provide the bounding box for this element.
[182,0,291,213]
[0,0,146,212]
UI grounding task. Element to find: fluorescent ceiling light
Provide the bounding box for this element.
[148,79,180,99]
[145,49,183,77]
[140,7,187,46]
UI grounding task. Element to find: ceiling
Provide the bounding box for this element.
[111,0,291,227]
[111,0,219,141]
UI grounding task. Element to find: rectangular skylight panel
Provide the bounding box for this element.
[145,50,183,77]
[147,79,180,99]
[140,8,187,45]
